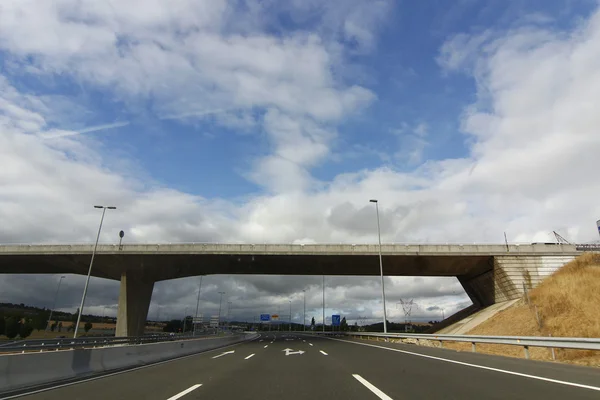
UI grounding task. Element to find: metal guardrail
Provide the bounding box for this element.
[0,334,203,353]
[310,332,600,360]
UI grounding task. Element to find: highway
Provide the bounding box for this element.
[4,333,600,400]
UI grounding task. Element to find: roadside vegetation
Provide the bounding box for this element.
[445,253,600,366]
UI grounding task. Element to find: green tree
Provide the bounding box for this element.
[34,312,49,331]
[0,314,5,336]
[310,317,315,330]
[84,322,93,333]
[57,322,63,333]
[5,316,20,339]
[163,319,183,333]
[340,317,349,331]
[19,320,34,339]
[50,322,57,332]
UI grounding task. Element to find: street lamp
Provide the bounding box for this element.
[302,289,306,332]
[193,276,204,336]
[289,300,291,332]
[45,275,65,337]
[217,291,225,331]
[322,275,325,332]
[183,306,189,333]
[370,199,388,334]
[74,205,116,338]
[118,230,125,250]
[227,301,232,330]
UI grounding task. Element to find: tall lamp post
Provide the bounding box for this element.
[217,291,225,331]
[227,301,232,330]
[370,199,388,334]
[182,306,189,333]
[289,300,292,332]
[45,275,66,337]
[322,275,325,332]
[74,205,116,338]
[193,276,204,336]
[302,289,306,331]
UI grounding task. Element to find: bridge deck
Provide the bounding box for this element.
[0,243,581,281]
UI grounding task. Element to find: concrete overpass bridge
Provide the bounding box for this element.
[0,243,582,337]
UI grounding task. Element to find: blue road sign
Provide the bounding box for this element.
[332,315,341,326]
[260,314,271,322]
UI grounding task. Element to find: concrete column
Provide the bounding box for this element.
[115,272,154,337]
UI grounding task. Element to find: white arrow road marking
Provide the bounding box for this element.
[320,350,328,356]
[245,354,255,360]
[166,384,203,400]
[212,350,235,359]
[352,375,393,400]
[283,348,305,356]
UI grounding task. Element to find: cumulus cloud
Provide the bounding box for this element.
[1,2,600,323]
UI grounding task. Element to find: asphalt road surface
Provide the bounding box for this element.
[4,332,600,400]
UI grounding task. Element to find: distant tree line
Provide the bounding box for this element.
[0,303,101,340]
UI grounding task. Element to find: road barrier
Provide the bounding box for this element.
[309,332,600,360]
[0,333,257,394]
[0,333,216,353]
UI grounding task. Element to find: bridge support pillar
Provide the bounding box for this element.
[115,272,154,337]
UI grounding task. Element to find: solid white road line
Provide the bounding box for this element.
[319,350,328,356]
[245,354,255,360]
[352,375,392,400]
[325,337,600,393]
[166,384,203,400]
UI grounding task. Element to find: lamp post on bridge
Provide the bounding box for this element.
[74,205,116,338]
[370,199,388,334]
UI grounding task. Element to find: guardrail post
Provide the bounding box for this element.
[523,345,530,359]
[472,342,476,353]
[439,340,443,348]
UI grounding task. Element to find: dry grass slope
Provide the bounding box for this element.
[446,253,600,367]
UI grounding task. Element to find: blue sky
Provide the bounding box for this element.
[1,0,600,320]
[3,0,595,201]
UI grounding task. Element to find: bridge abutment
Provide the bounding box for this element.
[459,255,576,307]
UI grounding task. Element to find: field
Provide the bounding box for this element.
[0,321,166,341]
[444,253,600,366]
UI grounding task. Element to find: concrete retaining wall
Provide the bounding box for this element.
[0,334,256,394]
[494,255,576,301]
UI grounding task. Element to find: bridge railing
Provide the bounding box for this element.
[308,331,600,360]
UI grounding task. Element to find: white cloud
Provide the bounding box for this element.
[2,2,600,322]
